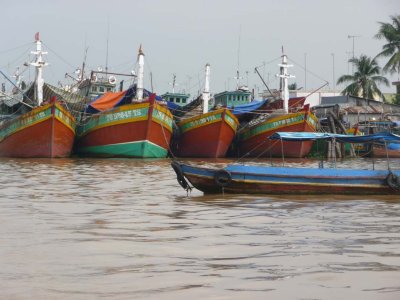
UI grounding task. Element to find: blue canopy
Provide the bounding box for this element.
[269,131,400,144]
[166,101,180,111]
[232,99,269,116]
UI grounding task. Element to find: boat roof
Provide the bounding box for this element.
[269,131,400,143]
[232,99,269,115]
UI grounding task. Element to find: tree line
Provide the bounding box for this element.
[337,15,400,104]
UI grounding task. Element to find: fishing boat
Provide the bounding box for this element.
[174,64,239,158]
[171,132,400,195]
[349,120,400,158]
[75,46,173,158]
[0,33,76,158]
[237,53,318,158]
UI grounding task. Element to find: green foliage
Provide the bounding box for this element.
[288,83,298,90]
[375,15,400,75]
[337,55,389,99]
[395,93,400,105]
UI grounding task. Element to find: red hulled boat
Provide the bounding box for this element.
[237,52,318,158]
[0,33,76,158]
[174,64,239,158]
[74,46,173,158]
[0,99,75,158]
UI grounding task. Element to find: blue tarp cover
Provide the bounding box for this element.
[269,131,400,143]
[232,99,269,116]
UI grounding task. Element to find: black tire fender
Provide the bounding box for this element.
[386,172,400,191]
[214,169,232,187]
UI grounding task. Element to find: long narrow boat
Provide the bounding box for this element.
[0,33,77,158]
[372,143,400,158]
[174,64,239,158]
[171,132,400,195]
[75,46,173,158]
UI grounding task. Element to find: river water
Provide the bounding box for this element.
[0,157,399,300]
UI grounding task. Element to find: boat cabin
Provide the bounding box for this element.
[77,77,116,100]
[162,92,190,107]
[214,88,251,108]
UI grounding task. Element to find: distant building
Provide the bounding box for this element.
[214,88,252,107]
[289,90,341,107]
[161,92,190,107]
[312,95,400,127]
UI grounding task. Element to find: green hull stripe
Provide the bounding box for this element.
[77,140,168,158]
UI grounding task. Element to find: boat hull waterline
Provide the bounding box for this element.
[176,108,238,158]
[175,163,400,195]
[239,111,318,158]
[0,102,75,158]
[76,101,173,158]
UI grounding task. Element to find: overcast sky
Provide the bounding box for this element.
[1,0,399,96]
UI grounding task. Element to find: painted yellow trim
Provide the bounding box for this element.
[54,115,75,134]
[0,116,53,142]
[179,109,222,126]
[152,118,173,133]
[154,102,173,118]
[241,111,315,141]
[84,116,149,135]
[225,109,239,124]
[233,178,383,188]
[224,109,239,132]
[189,174,384,189]
[115,102,150,111]
[55,102,75,121]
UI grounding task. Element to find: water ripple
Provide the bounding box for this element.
[0,157,400,299]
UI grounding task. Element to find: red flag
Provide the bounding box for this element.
[35,32,40,41]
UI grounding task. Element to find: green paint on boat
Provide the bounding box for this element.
[77,140,168,158]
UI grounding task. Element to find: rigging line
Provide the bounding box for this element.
[0,49,32,70]
[288,57,329,83]
[0,69,34,107]
[41,42,75,68]
[0,42,32,54]
[154,103,175,159]
[108,58,136,70]
[254,56,282,69]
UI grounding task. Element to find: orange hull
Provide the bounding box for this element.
[176,108,238,158]
[75,100,173,158]
[0,102,75,158]
[239,111,318,158]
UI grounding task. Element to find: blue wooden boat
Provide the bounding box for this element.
[171,132,400,195]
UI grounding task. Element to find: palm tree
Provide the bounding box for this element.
[375,15,400,75]
[288,82,298,90]
[337,55,389,100]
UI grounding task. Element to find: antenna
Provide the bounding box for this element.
[236,25,242,89]
[105,17,110,76]
[80,46,88,82]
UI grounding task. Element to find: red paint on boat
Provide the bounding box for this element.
[176,108,238,158]
[0,102,75,158]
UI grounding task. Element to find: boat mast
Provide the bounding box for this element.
[30,32,48,106]
[171,74,176,93]
[202,63,211,114]
[277,48,294,113]
[12,67,22,90]
[136,45,144,101]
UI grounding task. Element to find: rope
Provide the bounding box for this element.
[42,42,75,69]
[151,101,176,159]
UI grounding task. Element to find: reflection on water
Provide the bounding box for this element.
[0,157,399,300]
